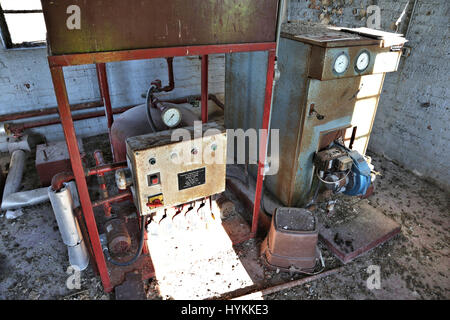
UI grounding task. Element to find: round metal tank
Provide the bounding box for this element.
[111,104,201,161]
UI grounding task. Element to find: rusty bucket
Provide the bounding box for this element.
[261,207,318,272]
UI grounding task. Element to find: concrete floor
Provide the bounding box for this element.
[0,133,448,300]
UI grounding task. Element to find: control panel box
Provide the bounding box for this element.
[126,122,227,215]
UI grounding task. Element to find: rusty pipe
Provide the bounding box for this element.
[0,101,103,123]
[86,161,128,176]
[93,150,112,217]
[92,190,132,208]
[7,105,136,135]
[51,161,128,191]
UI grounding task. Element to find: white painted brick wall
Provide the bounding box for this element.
[288,0,450,189]
[0,47,225,141]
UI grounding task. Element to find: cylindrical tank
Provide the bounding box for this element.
[110,104,201,161]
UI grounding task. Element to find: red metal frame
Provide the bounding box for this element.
[48,42,276,293]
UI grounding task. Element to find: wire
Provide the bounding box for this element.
[145,86,158,132]
[316,169,351,185]
[104,215,147,267]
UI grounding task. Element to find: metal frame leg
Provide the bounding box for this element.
[50,66,113,292]
[96,63,115,160]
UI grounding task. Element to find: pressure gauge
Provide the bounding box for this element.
[333,52,349,75]
[355,50,370,72]
[161,107,181,128]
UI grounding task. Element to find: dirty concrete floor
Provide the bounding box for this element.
[0,134,448,300]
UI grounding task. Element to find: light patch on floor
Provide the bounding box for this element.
[147,218,256,300]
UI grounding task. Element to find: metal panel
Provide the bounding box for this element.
[225,33,392,207]
[41,0,280,55]
[309,45,402,80]
[292,74,385,206]
[126,123,227,215]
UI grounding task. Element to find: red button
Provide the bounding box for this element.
[152,177,159,185]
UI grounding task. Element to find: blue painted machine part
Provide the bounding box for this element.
[344,150,371,196]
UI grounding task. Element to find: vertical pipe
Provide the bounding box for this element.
[96,63,114,130]
[49,66,112,292]
[251,50,276,235]
[96,63,115,161]
[93,151,112,217]
[1,150,26,203]
[201,55,209,123]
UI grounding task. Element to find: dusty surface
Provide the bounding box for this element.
[0,134,448,300]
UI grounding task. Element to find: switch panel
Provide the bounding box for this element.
[126,122,227,215]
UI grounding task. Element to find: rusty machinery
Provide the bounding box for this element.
[40,0,281,292]
[225,22,406,265]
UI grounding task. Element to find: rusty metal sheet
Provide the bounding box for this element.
[318,201,401,263]
[35,139,84,186]
[281,22,381,48]
[41,0,280,55]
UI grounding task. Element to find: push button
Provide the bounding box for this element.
[147,173,161,186]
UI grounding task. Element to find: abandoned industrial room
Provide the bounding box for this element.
[0,0,448,304]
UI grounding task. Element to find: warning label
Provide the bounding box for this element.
[177,168,206,190]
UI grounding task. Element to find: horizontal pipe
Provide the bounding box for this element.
[51,161,128,191]
[0,101,103,122]
[92,191,132,208]
[1,187,49,210]
[155,94,224,110]
[8,105,135,135]
[86,161,128,176]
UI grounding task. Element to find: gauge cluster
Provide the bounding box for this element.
[307,44,402,81]
[332,50,372,76]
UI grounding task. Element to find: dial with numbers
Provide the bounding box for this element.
[333,53,349,74]
[162,107,181,128]
[356,51,370,72]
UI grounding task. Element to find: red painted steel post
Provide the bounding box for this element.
[201,55,209,123]
[96,63,114,130]
[251,50,276,235]
[49,66,113,292]
[96,63,116,161]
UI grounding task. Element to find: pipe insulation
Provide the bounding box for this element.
[1,149,51,210]
[1,188,49,210]
[1,150,26,203]
[48,182,89,270]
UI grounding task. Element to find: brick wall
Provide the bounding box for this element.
[288,0,450,189]
[0,48,224,141]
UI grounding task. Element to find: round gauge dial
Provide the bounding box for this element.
[333,53,349,74]
[162,107,181,128]
[356,51,370,72]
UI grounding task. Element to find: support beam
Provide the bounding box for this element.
[49,66,113,292]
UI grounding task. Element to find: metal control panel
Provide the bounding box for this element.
[126,123,227,215]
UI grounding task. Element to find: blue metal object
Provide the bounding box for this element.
[344,150,371,196]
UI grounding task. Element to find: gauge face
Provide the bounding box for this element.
[356,51,370,72]
[333,53,349,75]
[162,107,181,128]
